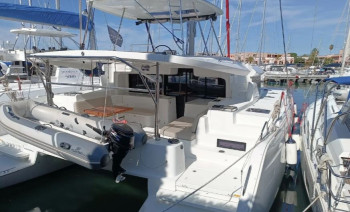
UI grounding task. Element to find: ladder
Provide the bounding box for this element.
[168,0,184,55]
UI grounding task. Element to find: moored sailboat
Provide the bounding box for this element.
[300,76,350,211]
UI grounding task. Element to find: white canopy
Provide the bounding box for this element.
[30,50,250,76]
[91,0,222,22]
[10,28,76,38]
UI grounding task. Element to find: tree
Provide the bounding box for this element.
[329,44,334,53]
[323,57,334,65]
[306,48,319,66]
[295,57,305,64]
[247,56,254,64]
[289,52,297,59]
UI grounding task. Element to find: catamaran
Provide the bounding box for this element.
[0,1,296,211]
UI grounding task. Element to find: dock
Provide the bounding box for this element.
[262,73,328,84]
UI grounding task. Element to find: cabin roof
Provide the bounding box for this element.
[30,50,250,76]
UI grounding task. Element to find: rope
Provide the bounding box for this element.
[241,0,259,53]
[162,135,268,211]
[302,194,321,212]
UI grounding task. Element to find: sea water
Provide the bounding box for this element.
[0,83,315,212]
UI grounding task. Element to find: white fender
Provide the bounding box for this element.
[286,141,297,165]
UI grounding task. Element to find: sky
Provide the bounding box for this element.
[0,0,348,56]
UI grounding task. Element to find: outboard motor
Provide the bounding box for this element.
[108,123,134,183]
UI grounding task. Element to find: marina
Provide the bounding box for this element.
[262,74,328,84]
[0,0,350,211]
[0,83,311,212]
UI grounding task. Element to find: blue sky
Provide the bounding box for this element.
[0,0,348,56]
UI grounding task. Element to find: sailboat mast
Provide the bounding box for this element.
[79,0,83,49]
[28,0,35,49]
[259,0,267,66]
[218,0,223,45]
[225,0,230,57]
[56,0,62,48]
[341,1,350,74]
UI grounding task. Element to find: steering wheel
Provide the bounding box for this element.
[153,45,175,55]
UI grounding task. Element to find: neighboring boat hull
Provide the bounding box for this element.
[0,153,71,189]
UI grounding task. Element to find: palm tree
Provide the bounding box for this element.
[247,56,254,64]
[329,44,334,54]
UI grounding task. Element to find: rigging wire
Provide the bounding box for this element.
[236,0,242,54]
[133,0,184,48]
[240,0,259,53]
[310,0,319,51]
[329,0,348,49]
[218,2,240,55]
[279,0,289,81]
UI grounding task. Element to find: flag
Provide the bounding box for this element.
[107,25,123,47]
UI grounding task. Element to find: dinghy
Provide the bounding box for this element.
[0,100,113,169]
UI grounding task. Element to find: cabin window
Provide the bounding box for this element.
[128,74,163,93]
[129,70,226,99]
[164,69,225,101]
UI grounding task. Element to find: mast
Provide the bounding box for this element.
[341,0,350,74]
[259,0,267,66]
[225,0,230,57]
[28,0,39,49]
[56,0,62,48]
[187,21,196,56]
[79,0,83,49]
[218,0,223,45]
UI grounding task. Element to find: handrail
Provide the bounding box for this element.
[310,83,337,159]
[327,162,350,179]
[327,162,350,210]
[259,121,269,140]
[48,82,155,93]
[324,111,350,145]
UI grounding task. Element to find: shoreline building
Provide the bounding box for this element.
[318,50,343,64]
[229,52,294,65]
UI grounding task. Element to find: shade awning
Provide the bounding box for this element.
[92,0,222,23]
[0,3,91,30]
[324,76,350,85]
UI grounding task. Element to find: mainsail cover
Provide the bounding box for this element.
[0,3,91,30]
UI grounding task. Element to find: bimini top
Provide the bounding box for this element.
[10,28,76,38]
[30,50,250,76]
[324,76,350,85]
[0,3,91,30]
[91,0,223,23]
